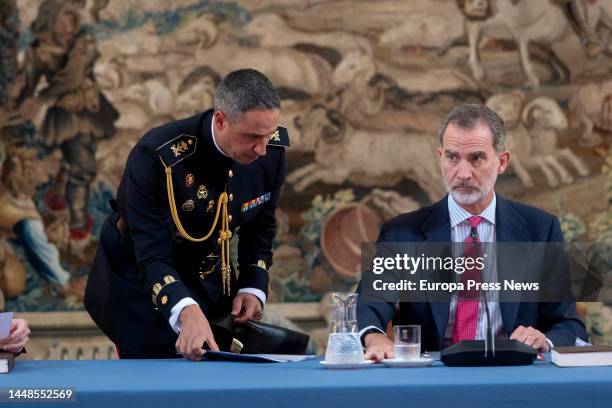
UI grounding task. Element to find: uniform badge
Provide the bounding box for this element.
[269,130,281,142]
[199,253,219,279]
[207,200,215,212]
[197,185,208,200]
[199,263,215,279]
[171,139,192,157]
[182,199,195,212]
[186,174,194,187]
[241,192,272,213]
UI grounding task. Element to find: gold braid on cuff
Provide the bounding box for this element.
[152,275,179,306]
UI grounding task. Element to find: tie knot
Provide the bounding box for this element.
[467,216,483,228]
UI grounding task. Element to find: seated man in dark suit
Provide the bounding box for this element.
[357,104,588,360]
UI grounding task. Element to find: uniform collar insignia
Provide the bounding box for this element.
[267,126,290,148]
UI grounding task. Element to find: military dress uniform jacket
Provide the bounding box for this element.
[84,110,288,358]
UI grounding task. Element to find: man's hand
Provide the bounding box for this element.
[510,325,550,352]
[0,318,30,354]
[364,332,394,361]
[231,292,263,324]
[176,304,219,361]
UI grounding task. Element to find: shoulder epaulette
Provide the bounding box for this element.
[156,134,197,168]
[267,126,290,148]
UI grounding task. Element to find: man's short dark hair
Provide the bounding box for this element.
[439,104,506,152]
[214,69,281,121]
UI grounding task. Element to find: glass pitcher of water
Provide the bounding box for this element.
[325,292,364,363]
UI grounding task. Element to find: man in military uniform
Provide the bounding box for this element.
[84,69,288,360]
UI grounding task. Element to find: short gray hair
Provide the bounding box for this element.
[214,69,281,121]
[439,104,506,152]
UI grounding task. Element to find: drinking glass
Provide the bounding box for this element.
[394,325,421,360]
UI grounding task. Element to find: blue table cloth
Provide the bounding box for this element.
[1,357,611,408]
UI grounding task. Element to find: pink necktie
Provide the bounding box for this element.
[452,216,483,344]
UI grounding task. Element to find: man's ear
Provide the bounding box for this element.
[214,110,228,132]
[498,150,510,173]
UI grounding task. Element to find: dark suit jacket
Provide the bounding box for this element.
[357,195,588,351]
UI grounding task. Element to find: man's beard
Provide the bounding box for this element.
[444,167,497,206]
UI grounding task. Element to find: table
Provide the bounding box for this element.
[1,357,611,408]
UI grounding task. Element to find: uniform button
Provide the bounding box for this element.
[228,215,233,223]
[229,194,234,201]
[228,170,233,178]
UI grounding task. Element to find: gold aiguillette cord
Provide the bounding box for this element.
[163,165,232,295]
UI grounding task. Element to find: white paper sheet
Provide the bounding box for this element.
[203,351,316,363]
